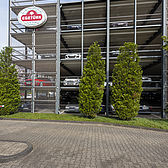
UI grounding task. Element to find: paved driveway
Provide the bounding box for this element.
[0,120,168,168]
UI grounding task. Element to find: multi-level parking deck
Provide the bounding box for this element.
[9,0,167,117]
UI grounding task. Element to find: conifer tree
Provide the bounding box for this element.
[0,47,21,115]
[111,42,143,120]
[79,42,106,118]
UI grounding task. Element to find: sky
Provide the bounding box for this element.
[0,0,9,50]
[0,0,79,50]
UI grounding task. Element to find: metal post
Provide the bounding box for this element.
[134,0,137,44]
[24,46,28,99]
[161,0,167,118]
[81,0,84,76]
[32,29,36,113]
[106,0,110,116]
[8,0,11,47]
[55,0,61,114]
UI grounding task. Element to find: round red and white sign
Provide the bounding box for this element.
[18,6,47,28]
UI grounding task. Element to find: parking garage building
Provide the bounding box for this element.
[9,0,167,117]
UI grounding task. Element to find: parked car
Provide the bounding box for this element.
[41,54,56,59]
[142,76,152,82]
[24,79,53,86]
[63,77,80,86]
[111,50,120,55]
[139,105,152,113]
[19,102,31,111]
[142,76,161,87]
[67,25,81,29]
[65,104,79,112]
[65,53,81,59]
[111,22,128,27]
[100,104,115,114]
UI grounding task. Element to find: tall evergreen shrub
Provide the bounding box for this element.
[111,42,143,120]
[79,42,106,118]
[0,47,21,115]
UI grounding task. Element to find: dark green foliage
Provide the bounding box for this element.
[111,42,143,120]
[79,42,106,118]
[0,47,21,115]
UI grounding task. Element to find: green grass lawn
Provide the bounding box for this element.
[1,112,168,130]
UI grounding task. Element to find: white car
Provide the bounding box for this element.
[139,105,152,113]
[63,77,80,86]
[142,76,152,82]
[111,50,120,55]
[65,53,81,59]
[65,104,79,112]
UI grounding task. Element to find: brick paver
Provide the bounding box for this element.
[0,120,168,168]
[0,141,28,156]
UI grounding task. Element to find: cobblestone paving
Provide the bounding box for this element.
[0,141,28,156]
[0,120,168,168]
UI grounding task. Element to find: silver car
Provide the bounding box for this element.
[63,77,80,86]
[65,104,79,112]
[111,22,128,27]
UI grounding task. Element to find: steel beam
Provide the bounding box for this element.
[60,35,71,53]
[142,0,162,25]
[8,0,11,47]
[141,27,161,49]
[134,0,137,44]
[56,0,61,114]
[60,35,75,76]
[143,59,161,71]
[11,22,24,33]
[31,0,36,113]
[161,0,167,118]
[81,0,84,76]
[61,7,68,25]
[106,0,110,117]
[31,29,35,113]
[24,46,28,100]
[60,63,76,76]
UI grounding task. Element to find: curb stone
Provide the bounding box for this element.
[0,140,33,163]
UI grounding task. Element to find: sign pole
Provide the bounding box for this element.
[32,0,35,113]
[32,28,35,113]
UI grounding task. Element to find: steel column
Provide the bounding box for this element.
[106,0,110,116]
[134,0,137,44]
[8,0,11,47]
[24,46,28,99]
[32,29,35,113]
[55,0,61,114]
[161,0,167,118]
[81,0,84,76]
